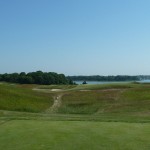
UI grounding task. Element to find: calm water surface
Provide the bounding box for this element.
[74,80,150,85]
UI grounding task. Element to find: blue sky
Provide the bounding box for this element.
[0,0,150,75]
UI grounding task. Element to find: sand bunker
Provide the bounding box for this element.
[32,88,46,91]
[32,88,63,92]
[100,89,121,92]
[51,89,62,92]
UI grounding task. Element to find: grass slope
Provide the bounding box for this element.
[0,83,53,112]
[58,84,150,116]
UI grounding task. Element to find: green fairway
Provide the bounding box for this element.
[0,120,149,150]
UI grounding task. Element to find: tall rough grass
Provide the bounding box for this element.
[0,84,53,112]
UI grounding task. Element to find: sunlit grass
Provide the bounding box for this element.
[0,84,53,112]
[0,82,150,122]
[0,120,149,150]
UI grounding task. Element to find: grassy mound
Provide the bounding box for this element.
[0,83,53,112]
[58,84,150,115]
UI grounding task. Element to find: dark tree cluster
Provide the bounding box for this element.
[68,75,140,81]
[138,75,150,80]
[0,71,73,85]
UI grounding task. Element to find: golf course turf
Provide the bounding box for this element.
[0,82,150,150]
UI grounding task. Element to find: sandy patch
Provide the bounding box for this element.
[51,89,62,92]
[32,88,46,91]
[32,88,63,92]
[45,94,63,113]
[100,89,122,92]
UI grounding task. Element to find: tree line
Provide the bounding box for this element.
[0,71,73,85]
[68,75,140,81]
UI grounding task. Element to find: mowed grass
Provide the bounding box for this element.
[0,83,53,112]
[0,120,149,150]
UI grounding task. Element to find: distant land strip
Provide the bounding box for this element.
[67,75,150,81]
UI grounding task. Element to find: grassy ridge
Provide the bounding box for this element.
[59,90,123,114]
[38,84,77,89]
[0,83,53,112]
[58,84,150,115]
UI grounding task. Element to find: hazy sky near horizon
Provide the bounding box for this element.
[0,0,150,75]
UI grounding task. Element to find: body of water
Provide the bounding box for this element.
[138,80,150,83]
[74,80,150,85]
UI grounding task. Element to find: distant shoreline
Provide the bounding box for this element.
[74,80,150,85]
